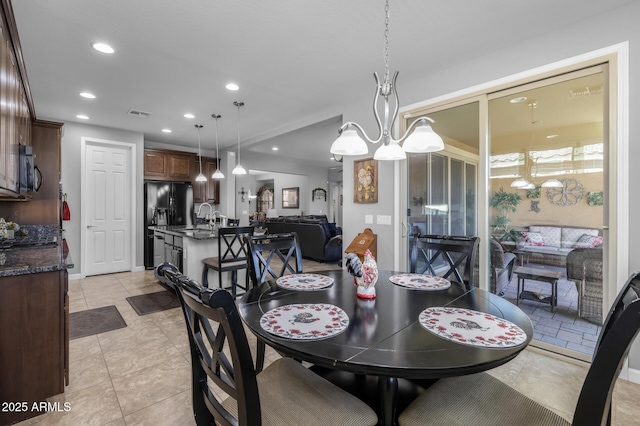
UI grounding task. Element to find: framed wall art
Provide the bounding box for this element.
[282,187,299,209]
[354,158,378,203]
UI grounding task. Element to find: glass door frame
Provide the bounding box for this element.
[397,46,628,364]
[398,95,489,291]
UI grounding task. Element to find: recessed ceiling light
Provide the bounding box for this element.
[79,92,96,99]
[510,96,528,104]
[76,114,89,120]
[91,42,115,54]
[546,134,559,139]
[272,147,279,151]
[162,129,172,133]
[226,83,240,91]
[184,113,195,119]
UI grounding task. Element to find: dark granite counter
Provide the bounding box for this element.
[151,225,218,240]
[0,225,73,277]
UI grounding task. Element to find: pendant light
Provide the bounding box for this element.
[194,124,206,182]
[232,101,247,175]
[211,114,225,179]
[510,100,563,189]
[330,0,444,160]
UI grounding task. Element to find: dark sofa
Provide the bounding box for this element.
[263,216,342,263]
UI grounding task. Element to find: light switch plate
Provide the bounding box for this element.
[365,214,373,224]
[377,215,392,225]
[242,210,247,214]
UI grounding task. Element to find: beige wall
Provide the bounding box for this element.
[491,172,603,230]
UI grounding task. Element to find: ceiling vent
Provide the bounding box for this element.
[126,109,152,118]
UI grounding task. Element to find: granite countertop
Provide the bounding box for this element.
[0,225,73,277]
[151,225,218,240]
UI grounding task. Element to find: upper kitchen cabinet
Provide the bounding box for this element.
[192,156,220,204]
[144,149,194,181]
[0,11,32,197]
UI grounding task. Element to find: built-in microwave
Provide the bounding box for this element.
[19,144,41,193]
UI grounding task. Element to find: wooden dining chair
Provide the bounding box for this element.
[398,271,640,426]
[157,264,378,426]
[202,225,253,297]
[246,232,303,287]
[410,234,480,288]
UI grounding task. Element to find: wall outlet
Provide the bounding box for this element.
[365,214,373,224]
[377,215,392,225]
[242,210,247,215]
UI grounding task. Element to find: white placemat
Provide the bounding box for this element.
[419,307,527,348]
[260,304,349,340]
[389,273,451,290]
[275,273,334,291]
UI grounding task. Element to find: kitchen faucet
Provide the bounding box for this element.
[197,203,214,227]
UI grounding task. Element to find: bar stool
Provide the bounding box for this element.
[202,225,253,297]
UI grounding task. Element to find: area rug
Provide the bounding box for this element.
[126,290,180,316]
[69,305,127,340]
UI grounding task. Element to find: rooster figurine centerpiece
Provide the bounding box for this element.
[346,249,379,299]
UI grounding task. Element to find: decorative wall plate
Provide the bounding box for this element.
[546,178,584,206]
[260,304,349,340]
[276,274,334,291]
[389,274,451,290]
[419,307,527,348]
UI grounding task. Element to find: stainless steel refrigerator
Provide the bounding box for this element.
[144,181,194,269]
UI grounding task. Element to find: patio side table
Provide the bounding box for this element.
[515,266,562,313]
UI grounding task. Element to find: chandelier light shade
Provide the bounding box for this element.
[510,177,530,188]
[194,124,207,182]
[541,179,563,188]
[330,0,445,161]
[402,122,445,152]
[211,114,225,179]
[232,101,247,175]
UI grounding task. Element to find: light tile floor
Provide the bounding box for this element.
[15,261,640,425]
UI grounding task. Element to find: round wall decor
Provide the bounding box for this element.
[546,178,584,206]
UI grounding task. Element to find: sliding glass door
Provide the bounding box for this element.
[404,101,480,271]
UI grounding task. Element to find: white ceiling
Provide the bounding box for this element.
[11,0,634,168]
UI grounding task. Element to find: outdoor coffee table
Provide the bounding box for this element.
[515,266,562,312]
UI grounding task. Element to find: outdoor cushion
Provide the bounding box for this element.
[529,226,561,247]
[522,231,545,246]
[561,227,600,248]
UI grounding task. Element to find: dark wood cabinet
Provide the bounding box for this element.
[192,156,220,204]
[0,7,32,197]
[144,149,195,181]
[0,269,68,425]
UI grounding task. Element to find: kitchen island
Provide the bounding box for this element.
[0,226,74,425]
[151,225,247,290]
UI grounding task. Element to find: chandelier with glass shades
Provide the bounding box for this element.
[510,101,562,189]
[330,0,445,161]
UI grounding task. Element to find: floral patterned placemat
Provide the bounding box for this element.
[389,273,451,290]
[275,273,334,291]
[260,304,349,340]
[418,307,527,348]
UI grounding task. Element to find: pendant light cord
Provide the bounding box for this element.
[383,0,390,85]
[196,124,204,176]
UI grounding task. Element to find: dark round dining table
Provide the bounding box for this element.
[239,269,533,426]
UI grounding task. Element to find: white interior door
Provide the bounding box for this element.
[84,142,131,275]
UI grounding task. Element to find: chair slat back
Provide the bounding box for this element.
[157,264,262,426]
[247,232,303,286]
[572,272,640,426]
[217,226,254,265]
[410,234,480,288]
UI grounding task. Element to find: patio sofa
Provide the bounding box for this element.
[517,225,602,266]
